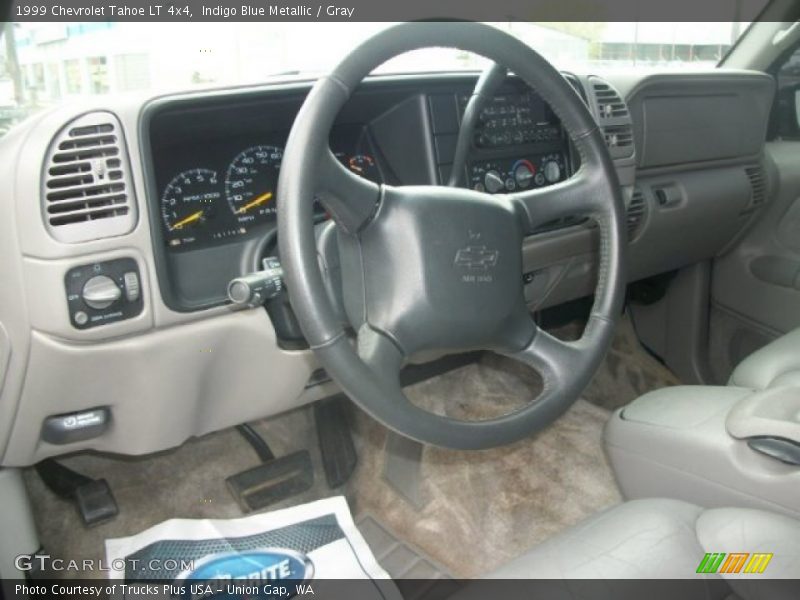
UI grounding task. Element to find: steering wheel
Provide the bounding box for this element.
[278,22,626,450]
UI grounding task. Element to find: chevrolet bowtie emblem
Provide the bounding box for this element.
[454,245,500,270]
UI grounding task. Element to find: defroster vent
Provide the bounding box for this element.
[43,112,136,243]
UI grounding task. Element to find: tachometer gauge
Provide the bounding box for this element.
[161,168,221,246]
[225,145,283,224]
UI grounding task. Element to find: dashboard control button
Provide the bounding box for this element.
[82,275,121,310]
[484,170,505,194]
[123,271,140,302]
[513,161,535,188]
[74,311,88,326]
[544,160,561,183]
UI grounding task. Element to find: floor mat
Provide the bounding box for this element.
[580,314,680,411]
[357,514,452,579]
[347,369,621,578]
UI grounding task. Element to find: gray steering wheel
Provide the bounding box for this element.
[278,22,626,450]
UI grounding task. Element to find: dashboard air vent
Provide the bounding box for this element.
[744,165,766,207]
[588,76,635,161]
[43,111,136,243]
[603,126,634,150]
[591,80,629,118]
[627,188,647,241]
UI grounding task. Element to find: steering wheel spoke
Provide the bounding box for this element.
[510,169,602,234]
[317,148,381,234]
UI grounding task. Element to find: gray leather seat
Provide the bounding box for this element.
[729,327,800,389]
[487,499,800,598]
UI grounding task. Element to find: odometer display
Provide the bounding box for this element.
[225,145,282,224]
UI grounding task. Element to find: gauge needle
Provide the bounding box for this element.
[237,191,273,214]
[170,210,204,230]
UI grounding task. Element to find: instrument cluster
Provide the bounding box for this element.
[158,128,382,251]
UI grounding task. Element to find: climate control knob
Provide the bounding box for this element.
[513,161,535,188]
[543,160,561,184]
[484,170,505,194]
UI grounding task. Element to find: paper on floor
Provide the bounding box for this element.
[105,496,398,599]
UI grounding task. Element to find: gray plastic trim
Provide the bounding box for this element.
[0,468,39,578]
[0,324,9,399]
[729,326,800,389]
[713,143,800,336]
[1,309,332,465]
[629,262,714,384]
[727,387,800,444]
[605,386,800,519]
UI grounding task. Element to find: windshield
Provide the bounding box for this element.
[0,22,752,137]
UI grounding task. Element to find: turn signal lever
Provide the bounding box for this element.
[227,257,284,307]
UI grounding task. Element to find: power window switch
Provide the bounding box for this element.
[123,271,140,302]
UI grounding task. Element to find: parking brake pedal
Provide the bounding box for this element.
[35,459,118,527]
[227,424,313,512]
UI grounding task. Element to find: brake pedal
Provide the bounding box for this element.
[226,450,313,512]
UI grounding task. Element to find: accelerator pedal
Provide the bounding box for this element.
[314,395,358,488]
[35,459,118,527]
[227,424,313,512]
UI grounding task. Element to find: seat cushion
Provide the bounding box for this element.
[488,498,707,579]
[697,507,800,600]
[729,328,800,390]
[486,499,800,599]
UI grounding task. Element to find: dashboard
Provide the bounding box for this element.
[0,67,776,466]
[146,78,574,312]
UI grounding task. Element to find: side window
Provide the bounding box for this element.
[772,46,800,139]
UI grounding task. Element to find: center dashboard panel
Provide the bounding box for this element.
[144,77,573,313]
[429,84,572,192]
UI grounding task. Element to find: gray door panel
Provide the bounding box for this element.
[710,141,800,380]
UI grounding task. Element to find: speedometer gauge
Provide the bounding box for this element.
[225,145,282,224]
[161,168,221,247]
